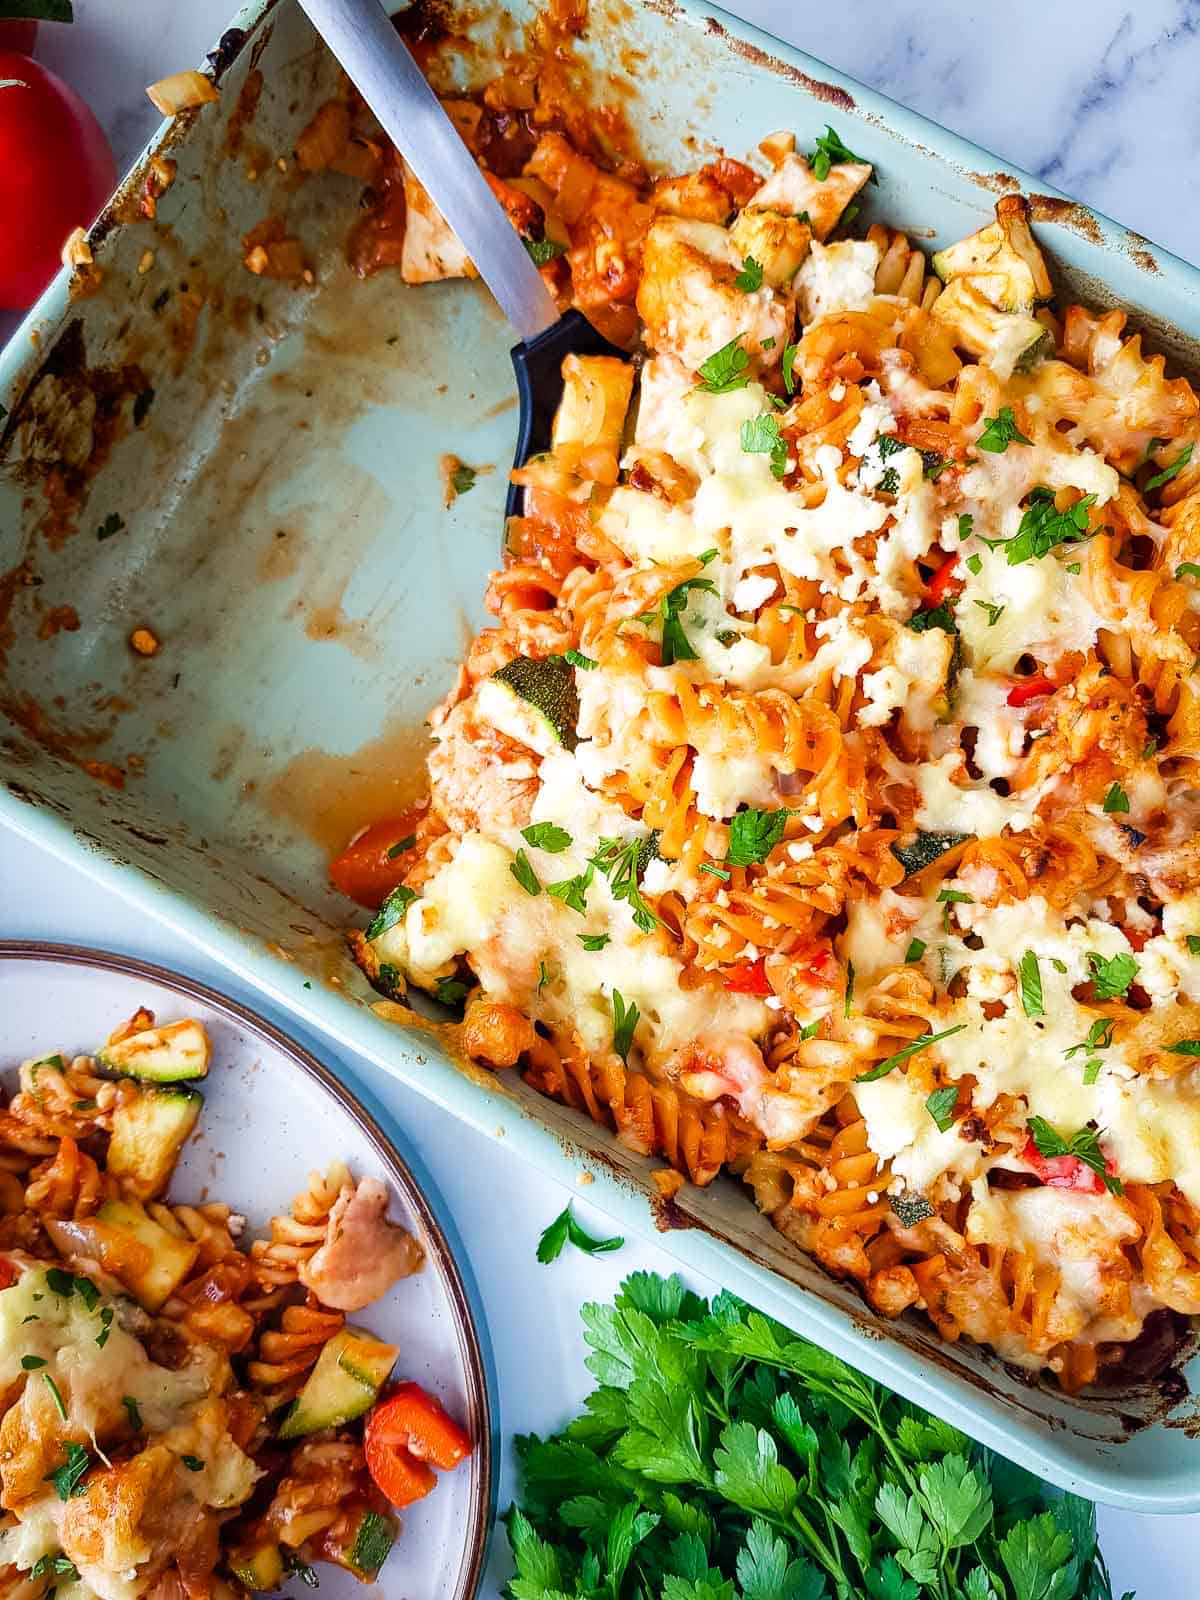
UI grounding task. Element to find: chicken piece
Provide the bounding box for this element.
[427,698,542,835]
[729,205,811,288]
[298,1178,423,1311]
[748,151,871,241]
[458,993,535,1068]
[636,217,792,373]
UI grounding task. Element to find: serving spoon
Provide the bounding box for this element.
[295,0,628,521]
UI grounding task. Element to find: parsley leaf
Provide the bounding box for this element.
[510,848,542,896]
[727,808,792,867]
[180,1454,205,1471]
[1167,1038,1200,1056]
[960,514,976,542]
[735,256,764,292]
[564,648,598,669]
[985,487,1096,565]
[364,884,417,941]
[21,1354,46,1369]
[1064,1017,1116,1058]
[435,977,470,1007]
[1027,1117,1122,1194]
[975,406,1032,453]
[1086,951,1138,1000]
[809,124,868,182]
[386,834,416,858]
[122,1395,142,1430]
[578,932,611,951]
[612,989,640,1061]
[30,1555,78,1582]
[96,511,126,541]
[46,1441,91,1500]
[856,1024,967,1082]
[522,821,572,853]
[1176,562,1200,582]
[1145,442,1193,491]
[1188,935,1200,956]
[905,938,926,963]
[650,570,720,666]
[538,1202,624,1264]
[450,462,476,496]
[781,342,799,396]
[925,1086,959,1132]
[1102,781,1130,814]
[740,413,789,479]
[590,835,662,933]
[973,598,1005,627]
[1018,951,1044,1018]
[906,601,957,634]
[696,336,750,394]
[548,867,593,916]
[43,1373,67,1420]
[524,236,567,265]
[700,862,731,882]
[844,961,855,1018]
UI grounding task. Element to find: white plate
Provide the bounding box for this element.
[0,943,494,1600]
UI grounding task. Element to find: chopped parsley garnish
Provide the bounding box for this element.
[536,1202,624,1264]
[808,124,869,182]
[96,511,126,541]
[522,821,572,853]
[937,887,972,929]
[740,412,789,479]
[1082,1059,1103,1085]
[43,1270,99,1310]
[734,255,764,291]
[649,568,719,666]
[510,848,542,896]
[799,1020,821,1041]
[761,336,776,350]
[578,932,610,951]
[1102,781,1130,814]
[1086,951,1138,1000]
[696,335,750,394]
[965,553,982,576]
[983,487,1096,565]
[537,961,553,994]
[907,601,957,634]
[973,598,1005,627]
[364,884,417,941]
[21,1354,46,1369]
[855,1024,968,1082]
[46,1441,91,1500]
[548,869,592,916]
[975,406,1032,453]
[435,977,470,1007]
[564,648,598,670]
[43,1373,67,1421]
[1167,1038,1200,1056]
[524,237,567,265]
[877,434,906,459]
[727,806,793,867]
[1026,1117,1122,1195]
[180,1454,205,1472]
[1145,443,1193,491]
[1018,950,1044,1018]
[386,834,416,859]
[590,834,662,933]
[95,1306,114,1348]
[1065,1016,1116,1058]
[1188,935,1200,956]
[925,1085,959,1132]
[1065,561,1081,574]
[612,989,640,1061]
[905,937,926,963]
[122,1395,143,1431]
[30,1555,78,1582]
[1176,562,1200,581]
[699,862,731,882]
[844,960,855,1018]
[450,463,477,497]
[781,342,799,395]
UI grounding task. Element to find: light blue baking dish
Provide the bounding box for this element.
[3,0,1200,1511]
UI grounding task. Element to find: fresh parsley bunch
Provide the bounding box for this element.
[505,1273,1131,1600]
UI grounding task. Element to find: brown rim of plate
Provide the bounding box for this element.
[0,939,494,1600]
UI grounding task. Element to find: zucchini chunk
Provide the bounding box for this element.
[90,1198,200,1309]
[890,829,972,878]
[106,1085,202,1200]
[98,1018,211,1082]
[277,1326,398,1440]
[227,1542,285,1591]
[329,1506,399,1581]
[491,654,580,751]
[932,195,1052,310]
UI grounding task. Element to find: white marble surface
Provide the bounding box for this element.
[5,0,1200,1593]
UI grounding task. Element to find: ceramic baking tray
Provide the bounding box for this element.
[3,0,1200,1510]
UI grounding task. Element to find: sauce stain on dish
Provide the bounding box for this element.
[262,713,432,858]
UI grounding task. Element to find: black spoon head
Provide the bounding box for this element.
[504,308,631,527]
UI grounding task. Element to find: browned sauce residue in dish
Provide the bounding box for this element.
[700,15,855,110]
[1028,193,1104,244]
[263,714,432,858]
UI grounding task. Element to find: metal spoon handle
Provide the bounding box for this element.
[296,0,560,341]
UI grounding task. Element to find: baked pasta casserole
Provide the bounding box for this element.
[337,81,1200,1390]
[0,1013,472,1597]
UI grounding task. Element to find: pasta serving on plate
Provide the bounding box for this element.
[0,1012,472,1597]
[341,96,1200,1389]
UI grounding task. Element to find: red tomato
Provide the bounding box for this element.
[328,810,425,908]
[1006,675,1056,708]
[723,956,772,996]
[926,555,964,603]
[0,21,37,52]
[0,52,116,311]
[0,1257,17,1290]
[364,1385,472,1507]
[1021,1137,1106,1193]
